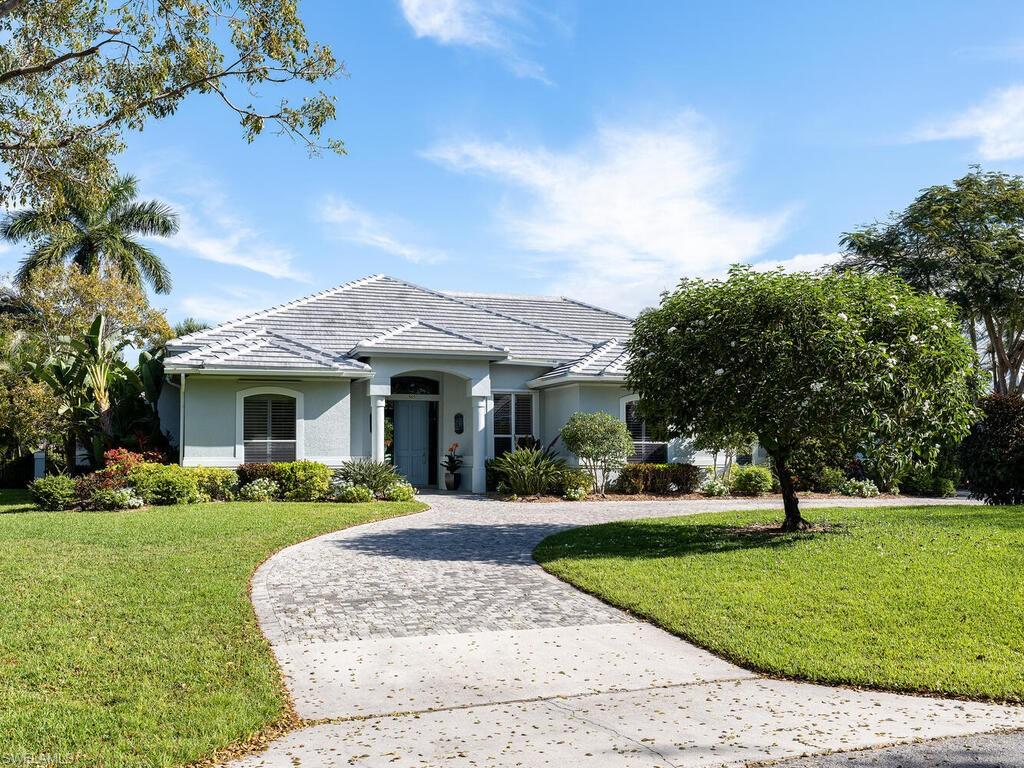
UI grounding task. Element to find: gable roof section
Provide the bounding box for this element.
[444,291,633,344]
[165,328,371,374]
[166,275,604,364]
[527,339,630,388]
[350,320,510,358]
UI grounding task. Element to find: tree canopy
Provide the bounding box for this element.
[838,168,1024,394]
[0,0,344,206]
[626,266,981,530]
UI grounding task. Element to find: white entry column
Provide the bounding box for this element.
[471,395,488,493]
[371,395,387,462]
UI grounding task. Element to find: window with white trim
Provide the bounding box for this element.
[624,399,667,463]
[243,394,297,463]
[493,392,534,456]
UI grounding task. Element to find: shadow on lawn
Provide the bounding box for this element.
[534,520,842,564]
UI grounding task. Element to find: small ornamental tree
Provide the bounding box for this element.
[626,267,982,531]
[560,411,635,495]
[960,395,1024,505]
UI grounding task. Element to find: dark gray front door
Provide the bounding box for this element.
[393,400,430,486]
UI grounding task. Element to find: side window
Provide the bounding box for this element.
[624,399,667,463]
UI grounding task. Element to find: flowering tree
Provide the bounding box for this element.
[626,267,981,530]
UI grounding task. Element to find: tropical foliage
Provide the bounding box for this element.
[961,394,1024,505]
[2,175,177,293]
[490,448,566,497]
[626,266,982,530]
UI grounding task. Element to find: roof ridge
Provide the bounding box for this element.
[414,319,510,352]
[171,274,386,346]
[559,295,635,322]
[387,275,594,346]
[354,319,420,348]
[262,329,369,370]
[171,328,269,363]
[569,338,618,373]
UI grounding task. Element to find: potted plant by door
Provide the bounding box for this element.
[442,443,463,491]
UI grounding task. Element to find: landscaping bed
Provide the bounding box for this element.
[0,489,425,767]
[535,504,1024,701]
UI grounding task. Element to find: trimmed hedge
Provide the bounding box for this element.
[729,465,773,496]
[28,475,77,510]
[127,463,200,506]
[617,463,702,495]
[191,467,239,501]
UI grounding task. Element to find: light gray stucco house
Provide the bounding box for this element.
[161,274,708,492]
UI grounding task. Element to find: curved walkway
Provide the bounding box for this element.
[233,494,1024,767]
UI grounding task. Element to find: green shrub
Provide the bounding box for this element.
[236,463,281,486]
[238,478,279,502]
[617,463,702,495]
[817,466,847,494]
[88,487,145,511]
[190,467,239,501]
[961,394,1024,504]
[730,465,773,496]
[700,477,730,497]
[276,460,332,501]
[127,463,200,505]
[335,459,401,497]
[559,411,634,495]
[899,465,957,498]
[381,481,416,502]
[558,468,592,500]
[490,448,566,496]
[28,475,77,510]
[333,483,373,503]
[839,478,880,497]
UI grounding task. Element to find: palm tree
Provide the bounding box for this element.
[1,175,178,294]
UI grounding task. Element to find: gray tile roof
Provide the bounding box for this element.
[529,339,629,386]
[165,274,633,377]
[166,328,371,372]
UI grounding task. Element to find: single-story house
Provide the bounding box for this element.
[161,274,713,492]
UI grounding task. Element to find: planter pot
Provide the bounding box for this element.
[444,472,461,491]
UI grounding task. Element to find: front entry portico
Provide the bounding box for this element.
[391,399,433,486]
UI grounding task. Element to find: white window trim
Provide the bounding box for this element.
[235,386,305,461]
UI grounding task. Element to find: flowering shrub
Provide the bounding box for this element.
[239,478,279,501]
[333,483,373,503]
[380,481,416,502]
[700,477,730,497]
[838,478,879,497]
[88,487,144,510]
[558,468,592,501]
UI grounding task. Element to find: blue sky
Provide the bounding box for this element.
[9,1,1024,321]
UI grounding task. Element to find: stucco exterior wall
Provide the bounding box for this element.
[350,378,371,459]
[180,375,352,467]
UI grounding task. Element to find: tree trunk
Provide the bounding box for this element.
[63,432,77,475]
[774,455,809,532]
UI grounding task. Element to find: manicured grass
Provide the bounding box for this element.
[0,489,425,767]
[535,505,1024,702]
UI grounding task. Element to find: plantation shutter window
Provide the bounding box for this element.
[624,399,667,463]
[244,394,297,463]
[493,393,535,457]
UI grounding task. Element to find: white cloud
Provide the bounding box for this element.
[317,196,446,264]
[426,114,791,313]
[912,85,1024,160]
[177,286,273,324]
[160,192,310,283]
[398,0,549,82]
[751,251,841,273]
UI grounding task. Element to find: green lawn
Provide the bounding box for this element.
[535,505,1024,702]
[0,489,425,767]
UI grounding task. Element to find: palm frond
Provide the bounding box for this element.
[111,199,180,237]
[16,235,76,286]
[1,209,49,242]
[114,237,172,294]
[102,175,139,217]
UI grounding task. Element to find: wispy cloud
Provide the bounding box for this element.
[177,286,275,324]
[911,85,1024,160]
[317,196,446,264]
[426,114,791,313]
[751,251,841,273]
[398,0,551,82]
[158,184,310,282]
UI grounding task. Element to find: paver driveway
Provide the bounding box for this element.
[233,494,1024,768]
